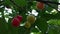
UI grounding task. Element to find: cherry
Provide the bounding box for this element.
[36,2,44,10]
[12,15,23,27]
[16,15,22,22]
[27,15,35,24]
[24,21,31,28]
[12,18,20,27]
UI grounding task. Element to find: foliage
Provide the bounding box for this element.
[0,0,59,34]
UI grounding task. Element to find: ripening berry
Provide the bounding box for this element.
[36,2,44,10]
[24,21,31,28]
[12,18,20,27]
[27,15,35,24]
[12,15,22,27]
[16,15,22,22]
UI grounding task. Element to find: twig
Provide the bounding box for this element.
[36,0,59,5]
[45,3,58,11]
[9,0,22,9]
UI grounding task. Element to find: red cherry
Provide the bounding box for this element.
[12,15,23,27]
[16,15,22,22]
[12,18,20,27]
[36,2,44,10]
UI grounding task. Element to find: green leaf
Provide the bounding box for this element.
[14,0,27,7]
[48,28,58,34]
[31,28,39,32]
[45,5,53,12]
[35,17,48,34]
[0,18,8,34]
[48,19,60,25]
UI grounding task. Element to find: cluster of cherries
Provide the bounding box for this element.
[12,15,36,28]
[11,2,44,28]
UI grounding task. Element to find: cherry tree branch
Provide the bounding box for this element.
[36,0,59,5]
[9,0,58,11]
